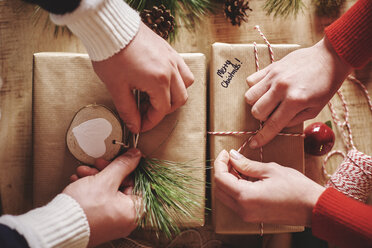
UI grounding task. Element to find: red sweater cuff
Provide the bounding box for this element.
[312,187,372,247]
[324,0,372,69]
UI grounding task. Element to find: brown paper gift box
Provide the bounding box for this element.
[32,52,206,227]
[210,43,304,234]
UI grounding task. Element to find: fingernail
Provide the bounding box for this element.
[249,139,258,149]
[126,148,141,157]
[230,149,243,160]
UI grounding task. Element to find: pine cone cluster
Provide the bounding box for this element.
[224,0,252,26]
[140,5,175,39]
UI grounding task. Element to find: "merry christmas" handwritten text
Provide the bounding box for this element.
[217,58,242,88]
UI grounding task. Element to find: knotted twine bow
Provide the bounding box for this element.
[208,26,304,236]
[323,75,372,203]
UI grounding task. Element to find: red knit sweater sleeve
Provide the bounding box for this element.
[324,0,372,69]
[312,187,372,248]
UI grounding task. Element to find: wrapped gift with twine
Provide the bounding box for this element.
[32,52,207,236]
[209,27,304,234]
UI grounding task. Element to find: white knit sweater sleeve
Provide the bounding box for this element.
[0,194,90,248]
[50,0,141,61]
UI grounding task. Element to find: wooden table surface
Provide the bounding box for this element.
[1,0,370,247]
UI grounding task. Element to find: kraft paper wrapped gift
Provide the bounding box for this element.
[32,52,206,227]
[210,43,304,234]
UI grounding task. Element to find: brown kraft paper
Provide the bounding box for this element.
[32,52,206,227]
[210,43,304,234]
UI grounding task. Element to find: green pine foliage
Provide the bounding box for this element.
[133,157,205,239]
[263,0,305,17]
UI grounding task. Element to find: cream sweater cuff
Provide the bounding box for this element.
[50,0,141,61]
[0,194,90,248]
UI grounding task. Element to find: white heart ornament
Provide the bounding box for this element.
[66,104,123,165]
[72,118,112,158]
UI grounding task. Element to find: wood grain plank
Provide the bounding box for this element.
[0,0,85,214]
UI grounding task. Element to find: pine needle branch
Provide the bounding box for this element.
[263,0,305,17]
[133,157,205,239]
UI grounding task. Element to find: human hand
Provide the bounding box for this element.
[214,149,325,226]
[245,37,352,148]
[92,22,194,134]
[63,149,142,247]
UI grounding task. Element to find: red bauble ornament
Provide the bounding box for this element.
[304,122,335,156]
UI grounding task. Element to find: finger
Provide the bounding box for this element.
[169,73,188,113]
[114,87,141,133]
[214,150,230,174]
[245,79,271,105]
[76,166,99,178]
[98,148,141,188]
[214,150,249,197]
[141,88,171,132]
[249,101,297,148]
[246,66,269,87]
[177,58,194,88]
[287,107,321,127]
[251,88,282,121]
[70,174,79,182]
[94,158,110,171]
[229,149,270,179]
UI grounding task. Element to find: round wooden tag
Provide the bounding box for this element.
[66,104,123,165]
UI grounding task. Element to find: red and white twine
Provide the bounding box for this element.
[323,75,372,203]
[253,42,259,70]
[254,25,274,63]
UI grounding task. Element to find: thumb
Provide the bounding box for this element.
[229,149,269,179]
[98,148,141,188]
[114,87,141,134]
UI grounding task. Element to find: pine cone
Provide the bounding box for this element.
[140,5,175,39]
[224,0,252,26]
[314,0,344,17]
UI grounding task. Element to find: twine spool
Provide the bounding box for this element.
[323,76,372,203]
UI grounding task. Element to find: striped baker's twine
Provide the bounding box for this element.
[208,130,304,156]
[322,75,372,201]
[253,42,259,70]
[254,25,274,63]
[326,150,372,203]
[348,75,372,112]
[328,90,355,150]
[323,75,371,167]
[208,131,304,136]
[254,40,265,163]
[209,26,303,236]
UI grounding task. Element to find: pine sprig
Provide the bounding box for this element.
[133,157,205,239]
[263,0,304,17]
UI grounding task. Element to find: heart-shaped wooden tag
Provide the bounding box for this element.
[66,104,123,165]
